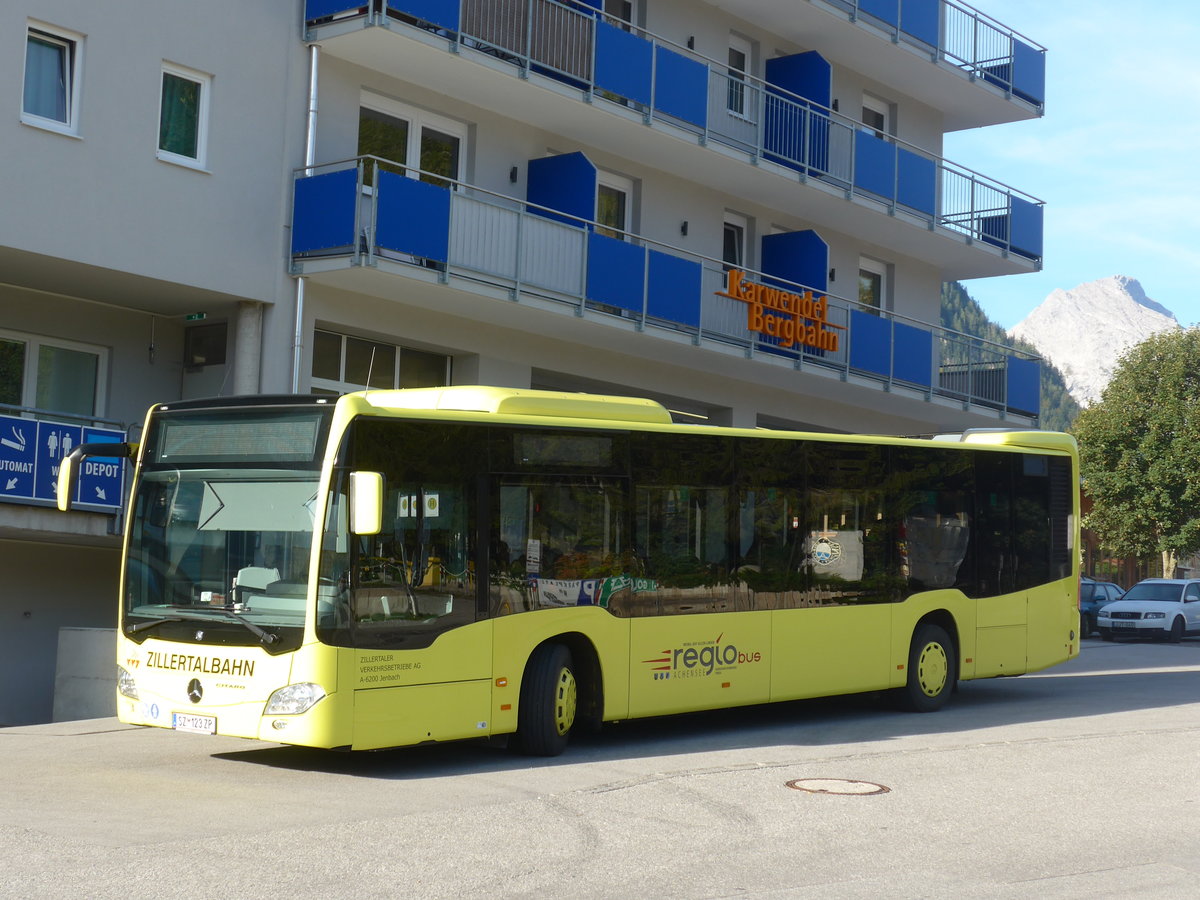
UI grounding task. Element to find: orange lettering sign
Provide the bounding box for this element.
[716,270,843,352]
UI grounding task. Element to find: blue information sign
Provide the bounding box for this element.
[78,427,126,508]
[33,422,83,503]
[0,415,37,500]
[0,413,125,511]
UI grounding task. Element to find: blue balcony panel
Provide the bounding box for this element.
[1007,356,1040,416]
[899,0,939,47]
[586,232,645,312]
[1011,40,1045,106]
[853,132,896,202]
[849,311,891,379]
[896,146,936,216]
[527,152,596,228]
[386,0,461,32]
[647,250,702,328]
[761,229,828,293]
[653,45,708,129]
[1009,196,1043,260]
[595,21,652,106]
[376,172,451,262]
[859,0,899,28]
[306,0,361,22]
[292,168,357,254]
[892,321,933,387]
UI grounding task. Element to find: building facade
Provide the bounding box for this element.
[2,0,1046,724]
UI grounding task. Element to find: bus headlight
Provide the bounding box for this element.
[264,683,326,716]
[117,665,138,700]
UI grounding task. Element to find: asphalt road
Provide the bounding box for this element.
[2,636,1198,900]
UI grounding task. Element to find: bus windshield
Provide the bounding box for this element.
[123,467,320,651]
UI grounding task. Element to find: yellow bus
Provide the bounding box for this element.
[60,387,1080,755]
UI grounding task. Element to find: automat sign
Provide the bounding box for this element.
[717,269,844,352]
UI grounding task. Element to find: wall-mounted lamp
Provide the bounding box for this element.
[686,36,695,50]
[509,166,519,183]
[828,268,836,282]
[680,221,689,236]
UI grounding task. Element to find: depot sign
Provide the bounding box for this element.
[717,269,844,352]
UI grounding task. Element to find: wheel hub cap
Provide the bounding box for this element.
[917,642,948,697]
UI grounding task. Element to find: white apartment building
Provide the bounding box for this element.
[1,0,1045,724]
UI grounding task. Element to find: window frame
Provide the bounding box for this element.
[722,211,750,272]
[157,61,212,170]
[595,170,635,240]
[309,329,451,395]
[358,92,467,188]
[0,328,108,418]
[726,34,754,121]
[861,92,892,140]
[21,23,83,136]
[857,255,890,313]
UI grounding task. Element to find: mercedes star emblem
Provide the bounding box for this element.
[187,679,203,704]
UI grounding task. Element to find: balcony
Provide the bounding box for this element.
[290,157,1041,422]
[709,0,1046,126]
[303,1,1044,274]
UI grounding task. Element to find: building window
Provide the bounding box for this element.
[596,171,634,240]
[22,24,82,134]
[723,212,749,272]
[158,63,211,168]
[861,93,891,139]
[310,330,451,395]
[358,95,466,189]
[726,35,753,118]
[604,0,635,28]
[184,324,227,368]
[0,330,106,418]
[858,256,890,313]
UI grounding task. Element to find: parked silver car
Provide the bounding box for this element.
[1096,579,1200,642]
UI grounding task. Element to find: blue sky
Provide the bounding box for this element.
[943,0,1200,330]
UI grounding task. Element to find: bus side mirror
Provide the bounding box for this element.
[57,442,134,512]
[349,471,383,535]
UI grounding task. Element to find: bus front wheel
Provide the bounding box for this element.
[517,643,577,757]
[898,623,956,713]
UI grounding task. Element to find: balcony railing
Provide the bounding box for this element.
[822,0,1046,106]
[291,157,1041,419]
[304,0,1044,262]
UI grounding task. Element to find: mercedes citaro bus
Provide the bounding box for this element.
[59,387,1080,755]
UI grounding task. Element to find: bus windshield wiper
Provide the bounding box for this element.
[125,615,190,635]
[206,608,279,645]
[125,610,278,645]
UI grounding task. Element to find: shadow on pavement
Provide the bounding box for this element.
[212,638,1200,778]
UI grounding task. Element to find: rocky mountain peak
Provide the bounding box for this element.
[1010,276,1179,407]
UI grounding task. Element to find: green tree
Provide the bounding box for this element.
[1073,329,1200,576]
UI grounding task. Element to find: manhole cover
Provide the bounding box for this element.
[786,778,890,796]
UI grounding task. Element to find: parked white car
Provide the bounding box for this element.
[1096,578,1200,642]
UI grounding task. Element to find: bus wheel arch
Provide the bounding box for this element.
[515,634,602,756]
[897,614,958,712]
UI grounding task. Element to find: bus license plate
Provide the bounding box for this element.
[172,713,216,734]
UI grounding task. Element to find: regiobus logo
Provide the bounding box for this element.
[642,634,762,680]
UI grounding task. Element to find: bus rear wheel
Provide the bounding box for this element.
[898,623,956,713]
[517,643,577,757]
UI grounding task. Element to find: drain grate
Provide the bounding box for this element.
[786,778,890,796]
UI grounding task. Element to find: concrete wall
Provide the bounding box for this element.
[0,541,118,726]
[53,627,117,722]
[1,0,306,302]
